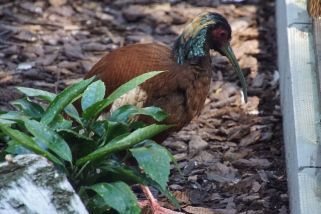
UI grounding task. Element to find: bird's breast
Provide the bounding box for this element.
[141,67,212,131]
[110,86,148,112]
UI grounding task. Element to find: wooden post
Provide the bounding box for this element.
[277,0,321,213]
[313,20,321,103]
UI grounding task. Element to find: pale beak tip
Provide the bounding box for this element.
[241,90,248,104]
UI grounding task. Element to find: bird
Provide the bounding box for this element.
[84,12,247,214]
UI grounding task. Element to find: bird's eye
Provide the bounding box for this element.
[212,28,229,42]
[219,31,228,39]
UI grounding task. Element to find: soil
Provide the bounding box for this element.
[0,0,288,213]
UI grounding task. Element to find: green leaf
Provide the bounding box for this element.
[0,118,16,125]
[129,121,147,129]
[25,120,72,162]
[100,160,151,185]
[11,98,44,119]
[0,111,29,123]
[87,182,140,214]
[106,133,130,147]
[0,124,64,167]
[5,140,31,155]
[50,115,73,130]
[41,77,95,125]
[16,86,82,125]
[64,104,82,125]
[91,121,106,137]
[104,121,129,144]
[101,161,180,209]
[58,129,97,158]
[58,129,93,143]
[81,80,106,111]
[76,124,170,166]
[85,194,111,214]
[16,87,55,102]
[167,148,182,175]
[130,141,171,190]
[83,71,164,122]
[109,105,167,123]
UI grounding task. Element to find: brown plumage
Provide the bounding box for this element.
[84,12,247,142]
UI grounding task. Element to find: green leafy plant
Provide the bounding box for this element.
[0,71,179,214]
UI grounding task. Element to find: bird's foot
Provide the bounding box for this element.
[139,185,183,214]
[139,200,183,214]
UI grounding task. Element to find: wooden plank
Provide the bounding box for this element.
[277,0,321,214]
[313,19,321,104]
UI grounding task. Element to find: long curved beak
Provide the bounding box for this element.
[219,43,248,103]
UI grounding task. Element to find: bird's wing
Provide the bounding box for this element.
[85,43,172,94]
[85,43,173,111]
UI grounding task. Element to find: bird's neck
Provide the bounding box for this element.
[172,28,210,65]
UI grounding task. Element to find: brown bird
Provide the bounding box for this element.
[84,12,247,214]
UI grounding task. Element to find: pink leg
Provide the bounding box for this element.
[139,185,184,214]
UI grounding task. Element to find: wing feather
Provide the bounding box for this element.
[85,43,173,97]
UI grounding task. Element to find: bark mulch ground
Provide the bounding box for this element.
[0,0,288,213]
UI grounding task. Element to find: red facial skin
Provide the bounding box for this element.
[211,27,231,46]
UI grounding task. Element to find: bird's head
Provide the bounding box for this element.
[173,12,248,102]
